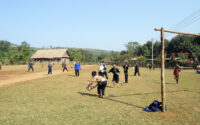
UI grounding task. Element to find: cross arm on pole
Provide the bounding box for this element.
[154,28,200,36]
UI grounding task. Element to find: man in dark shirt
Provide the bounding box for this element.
[123,62,129,83]
[109,63,122,87]
[134,62,140,76]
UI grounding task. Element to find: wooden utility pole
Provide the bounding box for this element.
[161,27,165,112]
[155,28,200,112]
[152,39,154,67]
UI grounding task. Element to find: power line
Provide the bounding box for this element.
[169,8,200,30]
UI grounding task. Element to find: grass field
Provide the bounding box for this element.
[0,65,200,125]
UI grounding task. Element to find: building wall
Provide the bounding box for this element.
[33,58,70,64]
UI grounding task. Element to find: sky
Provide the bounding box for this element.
[0,0,200,51]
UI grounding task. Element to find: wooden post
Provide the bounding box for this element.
[152,39,154,67]
[161,27,166,112]
[154,28,200,113]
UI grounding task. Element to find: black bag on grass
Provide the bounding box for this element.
[143,100,167,112]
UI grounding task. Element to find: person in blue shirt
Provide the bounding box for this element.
[74,60,81,77]
[27,61,34,72]
[48,63,53,75]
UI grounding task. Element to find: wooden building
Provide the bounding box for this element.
[31,49,70,64]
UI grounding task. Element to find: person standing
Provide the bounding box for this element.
[63,62,68,72]
[74,60,81,77]
[174,63,181,84]
[27,61,34,72]
[98,62,104,77]
[134,62,140,76]
[123,62,129,83]
[109,63,122,87]
[103,62,108,79]
[87,71,107,98]
[48,63,53,75]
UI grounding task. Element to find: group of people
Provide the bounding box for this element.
[26,60,182,98]
[27,60,81,76]
[89,62,183,98]
[88,62,141,98]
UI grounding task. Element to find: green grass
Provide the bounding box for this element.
[0,66,200,125]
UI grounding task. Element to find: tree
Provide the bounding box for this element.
[125,41,140,59]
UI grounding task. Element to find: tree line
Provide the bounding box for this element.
[0,41,35,64]
[0,34,199,65]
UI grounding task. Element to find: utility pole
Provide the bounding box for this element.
[154,28,200,112]
[152,39,154,67]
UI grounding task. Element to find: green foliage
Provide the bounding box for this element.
[125,41,139,59]
[178,52,189,63]
[136,56,147,62]
[0,40,35,64]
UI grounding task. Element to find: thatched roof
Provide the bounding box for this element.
[31,49,70,59]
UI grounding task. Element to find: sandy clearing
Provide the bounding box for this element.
[0,65,96,88]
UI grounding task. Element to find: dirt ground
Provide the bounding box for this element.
[0,65,96,88]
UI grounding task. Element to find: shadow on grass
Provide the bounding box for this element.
[68,74,76,77]
[165,82,176,84]
[105,98,143,109]
[112,90,200,97]
[106,85,113,88]
[77,92,143,109]
[77,92,97,97]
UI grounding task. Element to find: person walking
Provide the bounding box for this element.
[27,61,34,72]
[123,62,129,83]
[48,63,53,75]
[174,63,181,84]
[74,60,81,77]
[134,62,140,76]
[63,62,68,72]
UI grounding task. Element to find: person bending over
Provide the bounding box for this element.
[88,71,107,98]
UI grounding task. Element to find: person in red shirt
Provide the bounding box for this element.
[174,63,181,84]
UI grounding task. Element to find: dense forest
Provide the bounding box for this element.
[0,34,200,65]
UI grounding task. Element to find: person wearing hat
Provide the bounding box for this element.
[87,71,107,98]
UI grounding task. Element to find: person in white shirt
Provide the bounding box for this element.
[98,62,104,77]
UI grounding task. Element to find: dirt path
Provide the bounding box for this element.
[0,65,95,88]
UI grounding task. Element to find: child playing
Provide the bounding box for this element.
[74,60,81,77]
[48,63,53,75]
[123,62,129,83]
[173,63,181,84]
[63,62,68,72]
[87,71,107,98]
[108,63,123,87]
